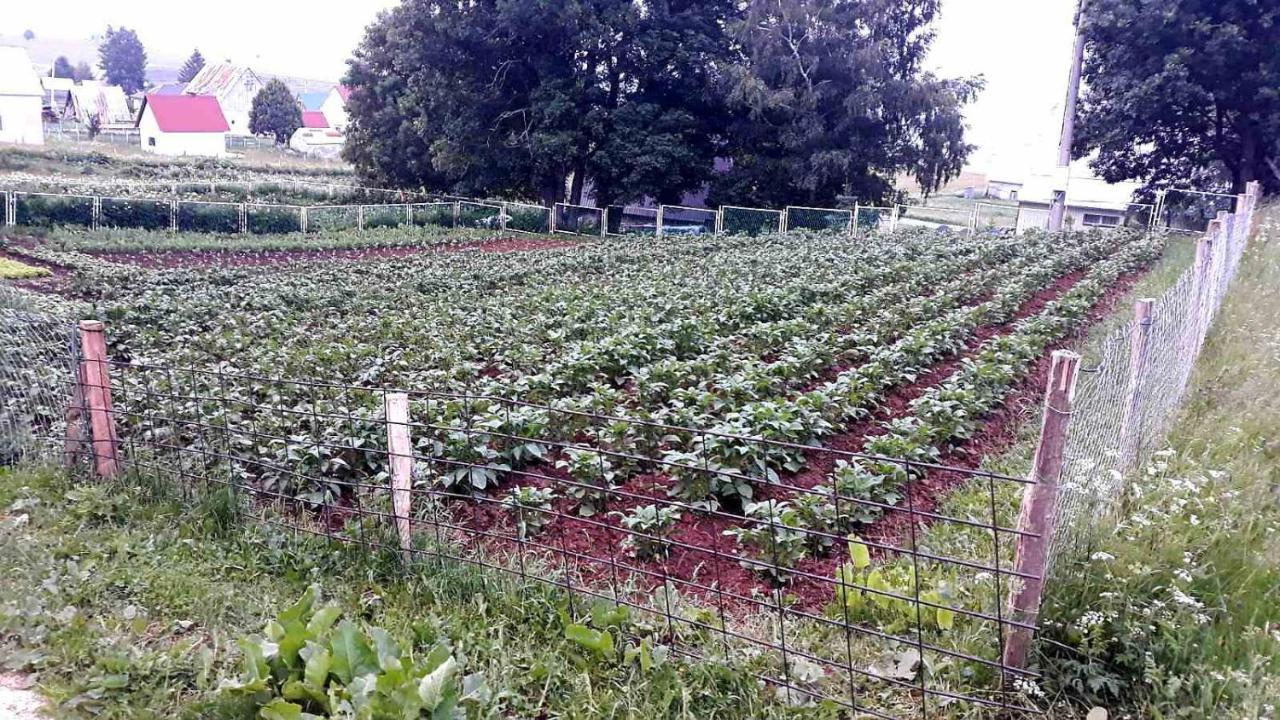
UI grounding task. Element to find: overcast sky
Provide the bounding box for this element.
[5,0,1078,177]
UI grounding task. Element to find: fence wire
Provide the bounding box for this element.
[0,290,81,466]
[1050,192,1258,572]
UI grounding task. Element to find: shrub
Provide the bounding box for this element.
[363,204,406,230]
[15,194,94,227]
[178,202,240,233]
[306,206,359,233]
[221,585,490,717]
[507,205,551,234]
[556,447,618,517]
[247,205,303,234]
[100,197,171,230]
[411,203,455,228]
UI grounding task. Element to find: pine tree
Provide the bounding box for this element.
[98,25,147,94]
[178,49,206,83]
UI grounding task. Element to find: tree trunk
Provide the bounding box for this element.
[569,163,586,206]
[1238,125,1259,194]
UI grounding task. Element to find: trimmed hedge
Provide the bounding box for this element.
[100,198,171,231]
[177,202,240,233]
[247,205,303,235]
[305,206,359,233]
[14,194,94,228]
[411,203,455,228]
[362,205,406,230]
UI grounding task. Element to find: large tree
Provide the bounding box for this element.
[98,26,147,94]
[52,56,75,79]
[73,60,95,83]
[1074,0,1280,194]
[343,0,732,207]
[250,79,303,144]
[710,0,980,208]
[178,48,206,84]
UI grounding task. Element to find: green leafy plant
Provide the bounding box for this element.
[221,585,490,718]
[502,486,556,539]
[556,447,618,517]
[724,500,810,582]
[613,504,682,559]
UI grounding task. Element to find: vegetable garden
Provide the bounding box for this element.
[2,217,1171,716]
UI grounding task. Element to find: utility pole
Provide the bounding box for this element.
[1048,0,1087,232]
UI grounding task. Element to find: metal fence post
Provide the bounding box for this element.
[358,205,366,231]
[453,201,460,229]
[384,391,413,562]
[170,199,177,232]
[656,205,665,239]
[76,320,120,479]
[850,203,859,236]
[1118,299,1155,470]
[1004,349,1081,670]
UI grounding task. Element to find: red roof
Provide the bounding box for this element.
[302,110,329,129]
[336,85,352,102]
[140,94,230,133]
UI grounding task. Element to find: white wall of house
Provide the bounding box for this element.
[321,89,348,132]
[138,107,226,158]
[0,94,45,145]
[1016,202,1125,234]
[214,77,263,137]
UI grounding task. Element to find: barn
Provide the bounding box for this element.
[183,63,264,136]
[0,46,45,146]
[320,85,351,132]
[136,94,229,157]
[1015,163,1144,233]
[63,83,136,129]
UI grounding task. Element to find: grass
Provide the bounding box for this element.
[1035,208,1280,717]
[0,258,52,280]
[0,468,802,719]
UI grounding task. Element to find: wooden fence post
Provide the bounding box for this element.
[384,392,413,562]
[655,205,665,239]
[1003,350,1081,670]
[1188,221,1216,352]
[850,203,859,236]
[77,320,120,478]
[1118,299,1155,470]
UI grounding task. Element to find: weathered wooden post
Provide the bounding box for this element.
[850,203,860,236]
[77,321,120,478]
[1118,299,1155,470]
[1187,220,1217,354]
[1003,350,1081,670]
[384,392,414,562]
[655,205,665,239]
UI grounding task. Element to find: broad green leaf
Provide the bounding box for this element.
[848,536,871,570]
[565,623,614,655]
[257,697,316,720]
[329,620,378,684]
[279,585,319,626]
[369,627,402,672]
[417,655,458,709]
[305,606,342,637]
[301,641,331,689]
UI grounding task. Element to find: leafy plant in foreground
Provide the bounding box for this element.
[614,504,682,559]
[502,485,556,539]
[724,500,810,582]
[221,584,490,718]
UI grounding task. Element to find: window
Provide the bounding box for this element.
[1082,213,1120,227]
[147,137,156,147]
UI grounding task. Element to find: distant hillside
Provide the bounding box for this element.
[1,34,337,93]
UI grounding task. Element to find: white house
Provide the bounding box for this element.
[183,63,264,136]
[319,85,350,132]
[1015,163,1144,234]
[40,76,75,117]
[136,94,229,157]
[0,46,45,146]
[986,179,1023,201]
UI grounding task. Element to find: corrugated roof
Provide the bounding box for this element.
[152,82,188,96]
[301,110,329,129]
[66,84,135,125]
[140,94,230,133]
[299,92,328,111]
[0,46,43,96]
[184,63,262,99]
[1018,161,1142,211]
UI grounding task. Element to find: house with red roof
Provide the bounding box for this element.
[301,110,329,129]
[136,94,230,157]
[320,85,351,132]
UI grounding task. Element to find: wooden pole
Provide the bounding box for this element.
[1003,350,1081,670]
[1118,299,1155,470]
[1189,223,1216,351]
[384,392,413,562]
[77,320,120,478]
[655,205,665,239]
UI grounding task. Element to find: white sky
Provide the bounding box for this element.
[5,0,1077,178]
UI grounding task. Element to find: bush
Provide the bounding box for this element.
[721,208,782,236]
[507,205,551,234]
[178,202,240,233]
[246,205,303,234]
[362,205,406,230]
[411,203,455,228]
[100,198,171,230]
[457,204,502,229]
[14,194,94,228]
[305,206,359,233]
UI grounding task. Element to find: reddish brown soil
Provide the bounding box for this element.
[422,265,1147,614]
[91,236,578,269]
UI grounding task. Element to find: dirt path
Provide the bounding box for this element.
[0,673,46,719]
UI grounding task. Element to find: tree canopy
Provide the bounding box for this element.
[53,56,75,79]
[343,0,977,208]
[98,26,147,94]
[1075,0,1280,194]
[73,60,95,82]
[178,49,206,84]
[250,79,303,144]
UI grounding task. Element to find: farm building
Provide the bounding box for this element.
[1015,164,1144,233]
[298,91,328,112]
[136,94,229,157]
[0,46,45,145]
[40,76,75,117]
[150,81,188,96]
[63,83,135,129]
[986,178,1023,201]
[183,63,264,136]
[320,85,351,131]
[289,127,344,159]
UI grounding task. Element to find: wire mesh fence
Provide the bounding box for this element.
[659,205,717,236]
[720,205,784,236]
[4,319,1056,718]
[0,292,81,466]
[1048,185,1260,573]
[786,206,853,233]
